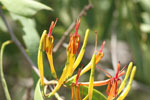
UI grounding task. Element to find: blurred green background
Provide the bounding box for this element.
[0,0,150,100]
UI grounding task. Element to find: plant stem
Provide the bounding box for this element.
[0,40,12,100]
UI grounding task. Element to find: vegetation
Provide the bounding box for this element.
[0,0,150,100]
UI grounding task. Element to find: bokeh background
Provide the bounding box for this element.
[0,0,150,100]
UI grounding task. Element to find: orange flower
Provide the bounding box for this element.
[97,62,126,98]
[67,17,80,54]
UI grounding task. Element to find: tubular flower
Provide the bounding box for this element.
[78,62,136,100]
[67,17,80,54]
[37,19,58,85]
[37,17,136,100]
[47,17,88,97]
[46,18,58,80]
[107,62,136,100]
[37,30,47,86]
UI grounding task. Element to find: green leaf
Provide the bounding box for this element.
[34,79,44,100]
[79,86,107,100]
[10,13,51,86]
[10,13,43,87]
[0,17,7,32]
[11,13,40,64]
[1,0,53,17]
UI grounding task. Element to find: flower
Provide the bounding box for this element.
[67,17,80,54]
[37,18,58,85]
[78,62,136,100]
[48,17,83,97]
[37,17,136,100]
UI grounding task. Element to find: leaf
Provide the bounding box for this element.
[11,13,40,64]
[0,17,7,32]
[10,13,41,87]
[34,79,44,100]
[10,13,51,86]
[1,0,53,17]
[79,86,107,100]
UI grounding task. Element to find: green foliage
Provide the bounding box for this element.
[11,14,40,63]
[0,0,150,99]
[0,17,7,32]
[0,0,52,17]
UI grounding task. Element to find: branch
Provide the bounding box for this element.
[53,3,93,52]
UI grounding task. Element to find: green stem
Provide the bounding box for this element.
[0,40,12,100]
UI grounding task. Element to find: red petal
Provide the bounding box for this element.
[74,16,81,35]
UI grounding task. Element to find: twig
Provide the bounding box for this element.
[53,3,93,53]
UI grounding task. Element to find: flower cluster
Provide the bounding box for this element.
[37,17,136,100]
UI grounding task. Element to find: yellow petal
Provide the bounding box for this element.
[118,62,133,94]
[48,51,71,97]
[88,54,96,100]
[69,29,90,77]
[67,53,75,77]
[46,36,57,79]
[47,54,57,79]
[117,66,136,100]
[37,30,47,85]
